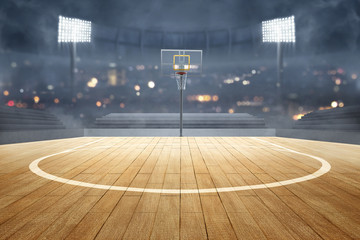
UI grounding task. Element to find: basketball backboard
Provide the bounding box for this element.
[161,49,202,76]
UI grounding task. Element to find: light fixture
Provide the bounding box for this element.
[58,16,91,43]
[262,16,295,43]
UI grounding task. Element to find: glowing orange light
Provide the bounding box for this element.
[204,95,211,102]
[120,103,125,108]
[3,90,9,96]
[54,98,60,104]
[338,102,344,108]
[228,108,234,114]
[335,78,341,85]
[134,85,140,91]
[212,95,219,102]
[351,74,357,80]
[197,95,204,102]
[262,107,270,113]
[33,96,40,103]
[96,101,102,107]
[7,100,14,107]
[318,106,332,110]
[293,114,305,120]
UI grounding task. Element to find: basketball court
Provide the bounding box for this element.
[0,136,359,239]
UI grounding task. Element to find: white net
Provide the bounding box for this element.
[175,73,187,90]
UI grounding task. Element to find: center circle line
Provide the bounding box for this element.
[29,138,331,194]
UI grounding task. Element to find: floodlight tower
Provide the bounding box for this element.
[262,16,295,110]
[58,16,92,100]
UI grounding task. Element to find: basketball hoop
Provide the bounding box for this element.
[175,72,187,90]
[160,49,203,137]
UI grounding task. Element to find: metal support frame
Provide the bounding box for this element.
[277,42,284,109]
[69,42,76,100]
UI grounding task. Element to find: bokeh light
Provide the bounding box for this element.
[87,78,98,88]
[331,101,338,108]
[7,100,14,107]
[148,81,155,88]
[33,96,40,103]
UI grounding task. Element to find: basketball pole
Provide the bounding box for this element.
[180,75,183,137]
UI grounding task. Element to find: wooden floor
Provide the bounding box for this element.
[0,137,360,239]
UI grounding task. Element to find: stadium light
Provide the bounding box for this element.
[262,16,295,112]
[58,15,92,100]
[58,16,91,43]
[262,16,295,43]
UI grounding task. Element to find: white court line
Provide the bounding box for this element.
[29,137,331,194]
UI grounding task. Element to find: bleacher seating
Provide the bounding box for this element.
[0,106,65,131]
[94,113,266,128]
[294,105,360,130]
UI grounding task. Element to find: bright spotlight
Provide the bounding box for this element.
[148,81,155,89]
[262,16,295,43]
[58,16,92,43]
[331,101,338,108]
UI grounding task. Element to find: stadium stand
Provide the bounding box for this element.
[94,113,266,129]
[294,105,360,130]
[0,106,65,131]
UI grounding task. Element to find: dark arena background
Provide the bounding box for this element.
[0,0,360,239]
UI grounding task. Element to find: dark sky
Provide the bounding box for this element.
[0,0,360,53]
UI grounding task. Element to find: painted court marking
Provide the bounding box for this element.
[29,138,331,194]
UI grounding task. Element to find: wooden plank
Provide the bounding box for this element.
[227,212,267,239]
[199,195,237,239]
[180,213,207,240]
[37,196,101,240]
[279,195,352,239]
[190,148,208,174]
[7,212,62,240]
[0,196,62,239]
[138,148,163,174]
[181,192,202,213]
[150,196,180,239]
[240,195,296,240]
[255,189,323,239]
[65,212,109,240]
[147,146,171,184]
[122,213,156,239]
[195,174,217,195]
[93,195,141,240]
